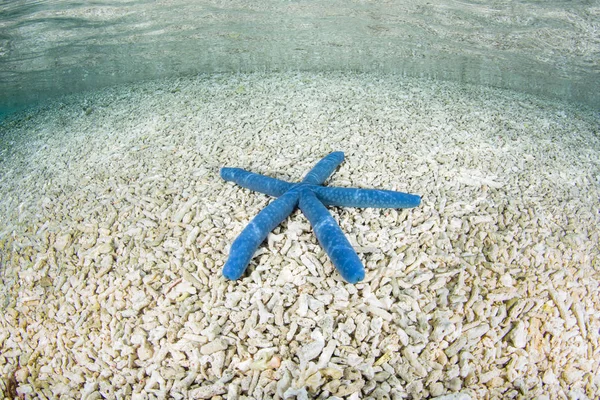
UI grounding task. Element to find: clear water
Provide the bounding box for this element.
[0,0,599,116]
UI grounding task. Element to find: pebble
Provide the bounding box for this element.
[200,338,228,355]
[509,321,527,349]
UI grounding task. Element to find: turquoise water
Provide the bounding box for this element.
[1,0,599,117]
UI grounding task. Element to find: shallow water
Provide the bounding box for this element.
[0,0,599,115]
[1,1,599,398]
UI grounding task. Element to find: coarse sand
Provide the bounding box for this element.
[0,72,599,399]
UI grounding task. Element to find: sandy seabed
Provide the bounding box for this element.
[0,72,599,399]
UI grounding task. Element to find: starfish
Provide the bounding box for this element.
[220,151,421,283]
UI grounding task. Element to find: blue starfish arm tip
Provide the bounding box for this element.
[222,190,299,280]
[302,151,345,185]
[221,167,292,197]
[333,251,366,283]
[299,189,365,283]
[222,240,257,280]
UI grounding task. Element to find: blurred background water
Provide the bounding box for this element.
[0,0,598,118]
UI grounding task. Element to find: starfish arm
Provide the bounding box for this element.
[302,151,345,185]
[299,189,365,283]
[312,186,421,208]
[221,167,292,197]
[222,190,300,280]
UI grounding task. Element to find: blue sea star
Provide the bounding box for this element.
[220,151,421,283]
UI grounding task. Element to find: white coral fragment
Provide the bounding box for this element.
[297,329,325,366]
[509,321,527,349]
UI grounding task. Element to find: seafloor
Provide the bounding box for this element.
[0,72,598,399]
